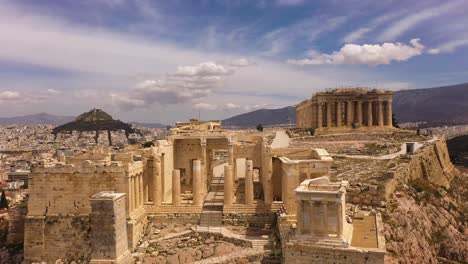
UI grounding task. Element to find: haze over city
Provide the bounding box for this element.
[1,0,468,123]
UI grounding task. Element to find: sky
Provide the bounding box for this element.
[0,0,467,124]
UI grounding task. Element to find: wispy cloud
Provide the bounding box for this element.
[378,1,464,41]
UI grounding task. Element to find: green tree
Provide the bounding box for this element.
[392,113,400,128]
[0,190,8,209]
[142,141,155,148]
[256,124,264,132]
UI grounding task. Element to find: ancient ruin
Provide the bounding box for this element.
[2,89,462,264]
[296,88,394,132]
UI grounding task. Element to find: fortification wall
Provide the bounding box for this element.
[24,215,91,264]
[283,243,385,264]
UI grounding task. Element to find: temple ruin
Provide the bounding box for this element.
[296,88,394,132]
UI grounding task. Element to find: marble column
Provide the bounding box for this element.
[317,103,322,128]
[296,200,303,235]
[336,203,343,238]
[152,157,162,206]
[201,142,207,195]
[367,101,373,127]
[144,163,149,203]
[356,101,363,125]
[172,170,181,206]
[139,173,144,207]
[132,176,137,209]
[323,202,328,234]
[326,102,332,128]
[263,152,273,206]
[378,101,384,127]
[336,102,342,127]
[224,165,233,206]
[347,101,353,127]
[135,174,140,207]
[309,201,315,235]
[127,177,133,214]
[192,159,203,206]
[245,159,254,206]
[386,100,393,127]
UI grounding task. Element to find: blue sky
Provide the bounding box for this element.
[0,0,467,123]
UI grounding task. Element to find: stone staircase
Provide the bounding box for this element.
[199,166,225,227]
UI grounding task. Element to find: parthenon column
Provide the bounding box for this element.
[296,201,303,235]
[322,202,328,234]
[336,102,342,127]
[192,159,203,206]
[172,170,181,205]
[386,100,393,127]
[144,163,149,203]
[317,103,322,128]
[367,101,373,127]
[245,160,254,206]
[135,175,140,207]
[201,141,207,195]
[263,151,273,206]
[378,101,384,127]
[152,157,162,206]
[347,101,353,126]
[336,203,343,239]
[326,102,332,128]
[356,101,362,125]
[224,165,233,206]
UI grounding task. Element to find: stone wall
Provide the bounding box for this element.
[6,207,27,246]
[283,243,385,264]
[24,215,91,263]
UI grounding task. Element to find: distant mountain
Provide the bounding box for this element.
[0,113,74,125]
[222,83,468,128]
[0,112,168,128]
[223,106,296,128]
[393,82,468,126]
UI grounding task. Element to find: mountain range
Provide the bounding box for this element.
[0,83,466,128]
[223,82,468,128]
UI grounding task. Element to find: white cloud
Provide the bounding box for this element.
[288,39,425,66]
[378,1,463,41]
[0,91,21,101]
[193,102,217,110]
[229,58,256,67]
[224,102,241,109]
[46,88,62,95]
[276,0,305,6]
[174,62,232,77]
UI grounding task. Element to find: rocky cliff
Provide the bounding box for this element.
[382,140,467,263]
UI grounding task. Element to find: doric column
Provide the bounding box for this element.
[152,157,162,206]
[336,203,343,238]
[135,174,140,207]
[317,103,322,128]
[336,102,342,127]
[309,201,315,235]
[356,101,362,125]
[201,141,207,195]
[245,160,254,206]
[367,101,373,127]
[192,159,202,206]
[224,165,233,206]
[172,170,181,205]
[296,200,303,235]
[322,202,328,234]
[386,100,393,127]
[378,101,384,127]
[132,176,137,210]
[347,101,353,127]
[263,152,273,206]
[139,173,144,207]
[144,162,149,203]
[228,143,234,173]
[326,102,332,127]
[126,177,133,215]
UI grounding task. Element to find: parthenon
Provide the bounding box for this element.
[296,88,394,131]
